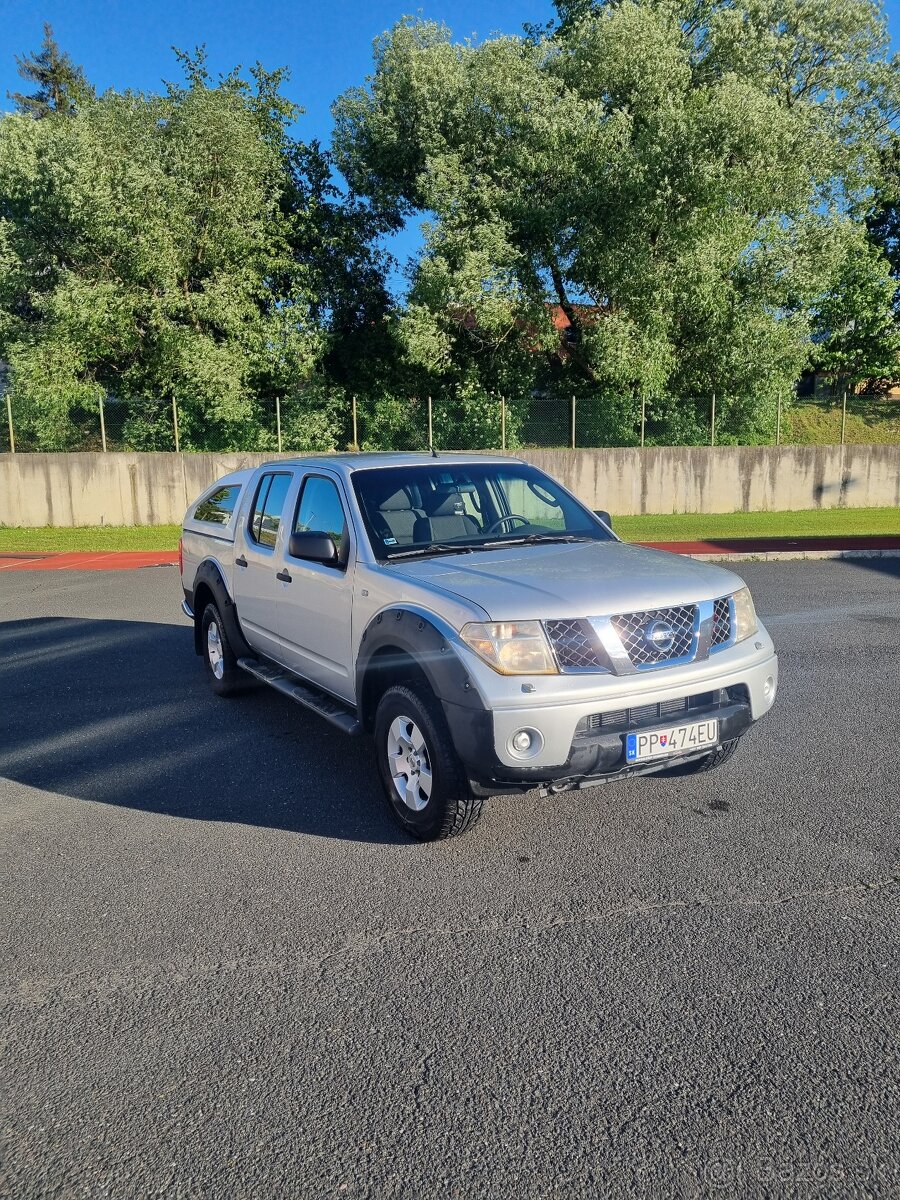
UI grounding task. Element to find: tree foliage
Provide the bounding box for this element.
[334,0,900,442]
[867,133,900,307]
[0,48,391,450]
[8,23,96,118]
[1,8,898,454]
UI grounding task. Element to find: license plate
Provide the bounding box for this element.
[625,718,719,763]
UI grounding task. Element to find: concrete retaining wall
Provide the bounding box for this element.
[525,445,900,517]
[1,445,898,527]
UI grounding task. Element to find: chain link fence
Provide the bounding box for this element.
[2,389,898,453]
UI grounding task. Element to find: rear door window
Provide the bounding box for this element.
[249,473,293,548]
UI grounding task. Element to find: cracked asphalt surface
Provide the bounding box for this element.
[1,559,898,1199]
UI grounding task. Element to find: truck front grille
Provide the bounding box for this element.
[544,596,735,673]
[610,604,696,668]
[711,596,732,648]
[544,619,607,671]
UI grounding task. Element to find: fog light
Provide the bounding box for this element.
[508,727,543,759]
[764,675,776,700]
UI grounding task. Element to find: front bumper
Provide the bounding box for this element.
[446,690,755,793]
[442,629,778,792]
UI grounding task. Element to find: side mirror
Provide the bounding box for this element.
[287,530,339,565]
[594,510,613,530]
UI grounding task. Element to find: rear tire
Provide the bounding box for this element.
[374,684,484,840]
[679,736,741,774]
[201,602,243,697]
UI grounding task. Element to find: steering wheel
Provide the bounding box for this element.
[486,514,530,535]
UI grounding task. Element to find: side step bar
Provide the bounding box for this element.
[237,657,362,736]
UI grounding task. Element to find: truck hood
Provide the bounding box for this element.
[386,540,745,621]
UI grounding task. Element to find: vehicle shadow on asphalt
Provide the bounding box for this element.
[834,556,900,581]
[0,616,409,844]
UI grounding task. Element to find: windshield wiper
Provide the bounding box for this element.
[383,543,490,561]
[481,534,596,548]
[384,534,596,561]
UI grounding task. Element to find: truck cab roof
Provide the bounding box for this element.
[250,452,524,478]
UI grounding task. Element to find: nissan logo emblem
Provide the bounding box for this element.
[644,619,676,652]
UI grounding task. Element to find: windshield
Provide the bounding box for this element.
[351,462,614,560]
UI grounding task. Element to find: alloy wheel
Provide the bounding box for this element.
[207,620,225,680]
[387,715,433,812]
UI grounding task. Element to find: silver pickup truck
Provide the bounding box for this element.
[179,453,778,839]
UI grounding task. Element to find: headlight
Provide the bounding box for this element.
[732,586,758,642]
[460,621,558,675]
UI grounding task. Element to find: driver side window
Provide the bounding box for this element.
[294,475,347,551]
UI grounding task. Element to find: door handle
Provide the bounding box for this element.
[235,555,248,568]
[276,569,292,583]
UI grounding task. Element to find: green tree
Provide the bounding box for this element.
[0,50,390,450]
[809,231,900,385]
[334,0,900,444]
[8,23,95,118]
[867,134,900,311]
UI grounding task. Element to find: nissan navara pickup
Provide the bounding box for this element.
[179,453,778,840]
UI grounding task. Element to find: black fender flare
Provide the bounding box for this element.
[190,559,253,659]
[355,606,489,731]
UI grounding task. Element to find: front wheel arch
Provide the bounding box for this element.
[359,645,432,733]
[355,607,487,734]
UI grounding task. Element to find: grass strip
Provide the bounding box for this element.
[2,507,897,552]
[614,507,899,541]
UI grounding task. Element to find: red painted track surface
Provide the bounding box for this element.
[0,551,180,571]
[1,536,898,571]
[640,535,900,555]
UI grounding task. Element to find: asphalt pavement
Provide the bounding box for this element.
[1,560,898,1199]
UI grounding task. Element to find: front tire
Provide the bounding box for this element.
[201,602,243,697]
[374,684,484,840]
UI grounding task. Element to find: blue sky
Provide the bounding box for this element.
[1,0,549,136]
[2,0,898,287]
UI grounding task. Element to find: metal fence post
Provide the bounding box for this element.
[640,396,646,449]
[428,395,433,449]
[501,395,506,451]
[571,395,576,450]
[99,393,107,452]
[276,395,283,453]
[710,393,716,447]
[351,394,358,448]
[6,391,15,454]
[841,389,848,445]
[172,396,180,453]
